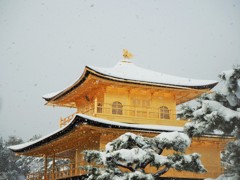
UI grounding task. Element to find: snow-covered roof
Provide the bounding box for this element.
[43,60,217,101]
[9,114,184,153]
[88,60,218,89]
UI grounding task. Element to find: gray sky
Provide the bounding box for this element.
[0,0,239,141]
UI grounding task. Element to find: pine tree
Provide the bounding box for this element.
[1,136,25,180]
[178,65,240,177]
[84,132,206,180]
[0,134,69,179]
[0,137,9,179]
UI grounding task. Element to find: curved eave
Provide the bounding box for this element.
[43,66,218,103]
[43,67,90,102]
[9,114,183,153]
[10,114,233,154]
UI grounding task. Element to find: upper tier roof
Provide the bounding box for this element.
[88,60,217,89]
[43,60,217,101]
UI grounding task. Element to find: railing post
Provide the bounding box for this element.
[44,155,48,180]
[75,149,78,175]
[94,98,97,115]
[69,163,72,176]
[59,116,62,128]
[52,154,55,180]
[38,170,41,180]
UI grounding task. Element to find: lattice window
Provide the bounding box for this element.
[112,101,123,115]
[132,99,150,107]
[97,103,103,113]
[160,106,170,119]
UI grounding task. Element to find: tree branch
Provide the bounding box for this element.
[153,166,169,178]
[115,162,135,172]
[158,147,164,155]
[141,159,151,169]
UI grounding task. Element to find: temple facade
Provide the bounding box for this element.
[10,51,231,180]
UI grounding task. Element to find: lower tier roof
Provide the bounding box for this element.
[9,114,231,156]
[9,114,183,153]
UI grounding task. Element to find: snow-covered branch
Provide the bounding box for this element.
[181,65,240,177]
[185,100,240,137]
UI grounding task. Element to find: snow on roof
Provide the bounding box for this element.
[88,60,218,88]
[9,114,184,152]
[43,60,217,100]
[80,114,184,132]
[43,91,61,99]
[9,124,67,151]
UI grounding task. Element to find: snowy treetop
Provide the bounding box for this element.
[219,67,240,107]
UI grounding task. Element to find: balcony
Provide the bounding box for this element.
[26,162,87,180]
[59,102,187,128]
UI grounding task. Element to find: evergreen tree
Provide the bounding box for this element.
[0,137,9,179]
[0,134,69,179]
[1,136,25,180]
[84,132,206,180]
[178,65,240,177]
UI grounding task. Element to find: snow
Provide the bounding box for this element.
[194,100,240,122]
[155,131,190,145]
[42,91,61,99]
[80,114,184,132]
[183,154,192,162]
[9,114,183,151]
[153,154,168,165]
[89,61,217,87]
[106,132,149,153]
[155,131,191,152]
[109,148,149,165]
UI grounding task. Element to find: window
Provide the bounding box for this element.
[132,98,150,107]
[112,101,123,115]
[142,100,150,107]
[160,106,170,119]
[97,103,103,113]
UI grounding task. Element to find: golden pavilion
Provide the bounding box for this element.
[10,50,231,180]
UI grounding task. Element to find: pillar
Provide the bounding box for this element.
[75,149,78,175]
[44,155,48,180]
[94,98,97,115]
[52,154,55,179]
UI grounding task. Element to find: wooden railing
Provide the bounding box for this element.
[26,171,45,180]
[60,100,186,127]
[59,107,94,128]
[59,102,186,128]
[26,162,87,180]
[59,113,77,128]
[94,103,176,118]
